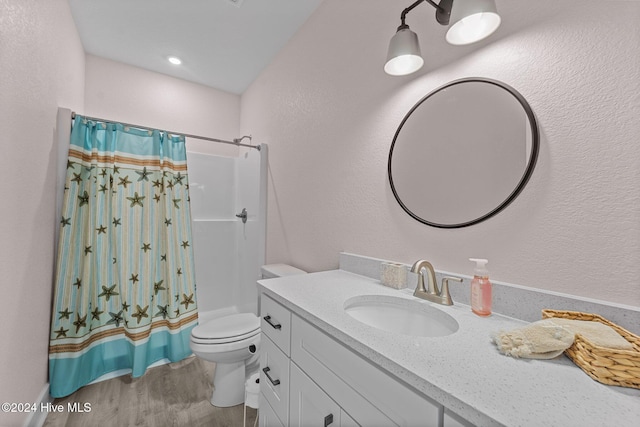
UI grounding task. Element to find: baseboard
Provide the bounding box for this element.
[23,384,52,427]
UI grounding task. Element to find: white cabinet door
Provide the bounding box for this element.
[290,362,343,427]
[340,409,359,427]
[260,333,290,425]
[291,314,442,426]
[259,393,285,427]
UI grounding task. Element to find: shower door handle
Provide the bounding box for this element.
[235,208,247,223]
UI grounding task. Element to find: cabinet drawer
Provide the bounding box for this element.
[260,333,290,425]
[291,314,443,426]
[290,363,342,427]
[259,393,285,427]
[261,294,292,355]
[289,363,359,427]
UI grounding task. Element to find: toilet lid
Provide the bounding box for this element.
[191,313,260,340]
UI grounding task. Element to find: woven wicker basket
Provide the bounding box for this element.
[541,309,640,389]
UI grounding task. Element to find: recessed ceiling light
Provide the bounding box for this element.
[226,0,245,8]
[167,56,182,65]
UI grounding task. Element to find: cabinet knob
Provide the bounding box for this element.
[324,413,334,426]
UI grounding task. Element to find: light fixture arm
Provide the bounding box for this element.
[399,0,453,28]
[399,0,425,27]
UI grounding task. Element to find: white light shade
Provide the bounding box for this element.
[446,0,501,45]
[384,27,424,76]
[167,56,182,65]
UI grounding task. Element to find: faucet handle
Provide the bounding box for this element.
[440,276,463,306]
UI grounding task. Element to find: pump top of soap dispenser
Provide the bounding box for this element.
[469,258,489,277]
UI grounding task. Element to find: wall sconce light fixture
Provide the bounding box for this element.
[384,0,501,76]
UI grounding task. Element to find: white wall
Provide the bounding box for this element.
[84,54,241,157]
[241,0,640,307]
[0,0,85,425]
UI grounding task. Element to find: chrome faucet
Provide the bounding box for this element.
[410,260,462,306]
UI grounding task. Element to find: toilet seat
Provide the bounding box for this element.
[190,329,259,345]
[191,313,260,345]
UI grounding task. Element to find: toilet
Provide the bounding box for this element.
[190,263,306,407]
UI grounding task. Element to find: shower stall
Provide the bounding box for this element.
[51,108,267,387]
[56,110,268,325]
[186,146,268,325]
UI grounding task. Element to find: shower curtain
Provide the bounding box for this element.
[49,115,198,398]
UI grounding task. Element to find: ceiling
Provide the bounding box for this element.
[69,0,324,95]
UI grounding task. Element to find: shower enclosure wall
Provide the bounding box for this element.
[187,146,267,325]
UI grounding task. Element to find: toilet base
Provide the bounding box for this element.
[211,361,246,407]
[190,314,261,408]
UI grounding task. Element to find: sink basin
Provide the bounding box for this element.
[344,295,459,337]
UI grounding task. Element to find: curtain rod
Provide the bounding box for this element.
[70,112,259,151]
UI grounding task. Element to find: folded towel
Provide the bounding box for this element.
[492,317,634,359]
[545,318,633,350]
[492,319,575,359]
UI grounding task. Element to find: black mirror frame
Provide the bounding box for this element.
[388,77,540,228]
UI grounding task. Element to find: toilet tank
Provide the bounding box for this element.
[261,264,307,279]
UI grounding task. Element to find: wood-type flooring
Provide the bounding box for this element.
[42,357,257,427]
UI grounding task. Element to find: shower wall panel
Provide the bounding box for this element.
[235,148,265,314]
[187,148,266,317]
[189,154,236,220]
[188,152,239,314]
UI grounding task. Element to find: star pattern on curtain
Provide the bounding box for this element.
[52,149,197,340]
[49,118,199,398]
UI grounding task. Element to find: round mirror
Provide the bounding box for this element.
[388,78,539,228]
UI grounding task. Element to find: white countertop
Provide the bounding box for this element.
[258,269,640,427]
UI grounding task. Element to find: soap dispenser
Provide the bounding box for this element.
[469,258,492,317]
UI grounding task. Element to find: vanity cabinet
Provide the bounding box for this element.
[290,363,358,427]
[259,294,445,427]
[260,294,292,425]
